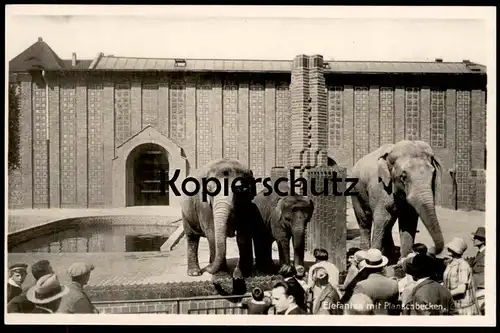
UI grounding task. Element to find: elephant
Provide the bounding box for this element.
[350,140,445,262]
[181,158,257,279]
[251,183,315,273]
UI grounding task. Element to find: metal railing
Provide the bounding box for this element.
[93,294,251,314]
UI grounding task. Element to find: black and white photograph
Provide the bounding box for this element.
[5,5,495,326]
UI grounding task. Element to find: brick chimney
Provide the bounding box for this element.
[72,52,77,67]
[435,58,443,63]
[38,37,43,42]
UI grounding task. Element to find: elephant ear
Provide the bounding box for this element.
[270,197,286,226]
[414,140,442,203]
[377,145,395,195]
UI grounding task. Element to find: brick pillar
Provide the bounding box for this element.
[471,89,486,170]
[289,55,309,169]
[158,76,170,137]
[130,77,142,135]
[76,78,88,208]
[264,80,276,178]
[420,87,431,144]
[308,55,328,167]
[442,89,457,209]
[394,87,405,142]
[19,74,33,208]
[342,86,354,168]
[102,78,115,207]
[211,77,223,160]
[369,85,380,151]
[184,76,197,170]
[305,166,347,271]
[48,75,60,208]
[238,81,250,167]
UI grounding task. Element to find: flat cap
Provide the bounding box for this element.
[67,262,94,277]
[9,263,28,271]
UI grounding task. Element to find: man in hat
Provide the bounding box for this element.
[351,248,400,315]
[26,273,70,313]
[57,262,98,314]
[470,227,485,315]
[402,254,456,315]
[7,263,28,303]
[8,260,54,313]
[340,250,366,291]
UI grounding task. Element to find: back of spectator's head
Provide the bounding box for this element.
[251,286,264,301]
[278,264,297,279]
[31,260,53,281]
[412,243,428,256]
[404,253,435,280]
[347,247,361,258]
[313,248,329,262]
[295,265,306,279]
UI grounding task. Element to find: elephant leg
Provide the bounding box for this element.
[398,206,419,258]
[371,208,395,258]
[186,233,202,276]
[208,232,216,264]
[352,195,372,250]
[234,232,254,279]
[277,238,291,268]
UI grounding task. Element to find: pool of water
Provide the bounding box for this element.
[9,223,179,254]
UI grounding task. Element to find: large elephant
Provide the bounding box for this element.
[182,159,256,279]
[251,184,314,273]
[350,140,445,261]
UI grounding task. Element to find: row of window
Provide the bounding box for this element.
[327,87,465,149]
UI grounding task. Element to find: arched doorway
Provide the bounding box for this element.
[126,143,169,206]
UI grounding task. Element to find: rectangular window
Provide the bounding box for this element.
[430,90,446,148]
[405,88,420,140]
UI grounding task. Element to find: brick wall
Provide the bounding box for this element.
[9,66,486,211]
[8,169,23,208]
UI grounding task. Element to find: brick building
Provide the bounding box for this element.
[8,38,487,211]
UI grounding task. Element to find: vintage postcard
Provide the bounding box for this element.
[5,5,496,326]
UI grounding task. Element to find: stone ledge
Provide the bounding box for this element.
[85,275,282,302]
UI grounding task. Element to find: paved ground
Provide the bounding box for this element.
[7,202,485,288]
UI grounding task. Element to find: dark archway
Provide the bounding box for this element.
[126,143,169,206]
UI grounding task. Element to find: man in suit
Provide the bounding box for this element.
[402,254,457,315]
[352,249,400,315]
[271,279,308,315]
[470,227,485,315]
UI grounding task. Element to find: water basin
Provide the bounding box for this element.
[9,219,179,254]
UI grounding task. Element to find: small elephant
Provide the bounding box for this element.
[350,140,445,261]
[182,159,256,279]
[251,184,314,273]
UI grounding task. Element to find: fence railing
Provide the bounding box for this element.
[93,294,251,314]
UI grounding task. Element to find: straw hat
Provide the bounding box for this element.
[26,274,69,305]
[361,249,389,269]
[445,237,468,256]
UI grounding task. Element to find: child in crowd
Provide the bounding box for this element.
[239,286,272,315]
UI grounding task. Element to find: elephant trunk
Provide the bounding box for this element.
[211,194,232,273]
[409,189,445,255]
[292,227,306,267]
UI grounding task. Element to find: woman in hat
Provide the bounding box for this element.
[309,267,342,315]
[26,274,69,313]
[441,237,479,315]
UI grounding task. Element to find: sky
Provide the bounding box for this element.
[5,6,495,67]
